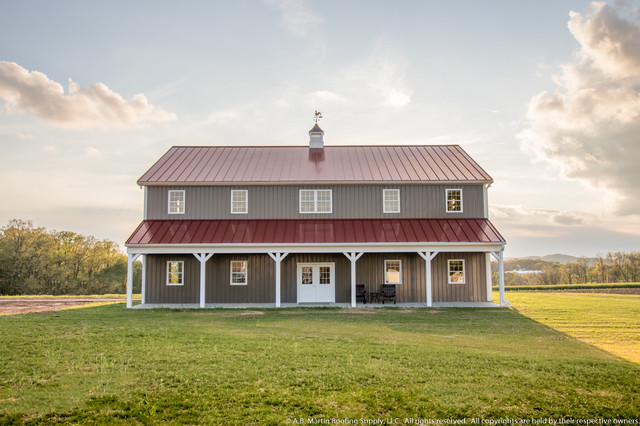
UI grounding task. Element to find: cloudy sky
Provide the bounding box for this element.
[1,0,639,258]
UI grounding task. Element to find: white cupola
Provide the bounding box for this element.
[309,122,324,149]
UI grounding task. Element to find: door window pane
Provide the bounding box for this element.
[302,266,313,284]
[319,266,331,285]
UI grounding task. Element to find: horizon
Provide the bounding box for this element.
[1,1,639,258]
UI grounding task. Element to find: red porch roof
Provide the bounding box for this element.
[125,218,505,246]
[137,145,493,185]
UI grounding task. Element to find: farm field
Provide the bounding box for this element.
[0,295,639,424]
[502,291,640,364]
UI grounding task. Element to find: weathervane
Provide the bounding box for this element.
[313,110,323,123]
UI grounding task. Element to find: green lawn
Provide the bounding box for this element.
[503,291,640,364]
[0,301,639,423]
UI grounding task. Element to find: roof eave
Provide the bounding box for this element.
[136,179,494,187]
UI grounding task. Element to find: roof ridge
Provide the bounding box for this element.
[168,144,463,148]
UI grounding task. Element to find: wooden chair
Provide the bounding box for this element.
[381,284,396,305]
[355,284,367,305]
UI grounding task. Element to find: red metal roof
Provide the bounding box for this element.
[126,218,505,246]
[137,145,493,185]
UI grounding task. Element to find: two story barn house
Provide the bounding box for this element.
[125,122,507,308]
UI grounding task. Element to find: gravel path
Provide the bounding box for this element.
[0,297,130,315]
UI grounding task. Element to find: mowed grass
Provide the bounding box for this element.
[0,302,639,424]
[504,291,640,364]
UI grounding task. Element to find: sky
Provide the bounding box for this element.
[0,0,639,258]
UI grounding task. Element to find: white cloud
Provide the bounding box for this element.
[0,61,176,128]
[208,110,240,125]
[305,90,347,106]
[347,38,412,109]
[520,2,640,215]
[84,146,100,157]
[43,145,56,153]
[263,0,323,37]
[491,204,589,228]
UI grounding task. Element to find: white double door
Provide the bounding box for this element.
[297,263,335,303]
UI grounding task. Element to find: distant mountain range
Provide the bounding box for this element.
[505,253,597,266]
[521,254,585,264]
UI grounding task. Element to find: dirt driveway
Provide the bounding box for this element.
[0,297,129,315]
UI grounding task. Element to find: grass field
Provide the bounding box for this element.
[493,283,640,291]
[0,296,639,423]
[502,291,640,364]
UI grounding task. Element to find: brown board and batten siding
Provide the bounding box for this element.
[143,252,488,304]
[355,253,426,303]
[205,254,274,303]
[145,255,200,304]
[431,252,486,302]
[145,184,485,220]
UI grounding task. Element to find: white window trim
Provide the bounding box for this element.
[168,190,185,215]
[299,189,333,214]
[446,188,463,213]
[384,259,402,285]
[230,260,248,286]
[383,189,401,213]
[230,190,248,214]
[448,259,466,284]
[166,260,184,286]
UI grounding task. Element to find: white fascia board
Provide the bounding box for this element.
[126,242,506,255]
[138,180,492,187]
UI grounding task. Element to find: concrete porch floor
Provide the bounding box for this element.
[133,301,501,309]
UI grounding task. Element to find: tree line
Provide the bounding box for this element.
[492,252,640,286]
[0,219,140,295]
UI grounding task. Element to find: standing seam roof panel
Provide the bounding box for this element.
[149,148,185,183]
[137,145,494,184]
[409,146,438,181]
[432,146,464,181]
[174,148,203,182]
[451,146,492,182]
[445,147,481,181]
[125,219,506,245]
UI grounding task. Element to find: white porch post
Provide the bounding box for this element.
[490,250,507,307]
[343,252,363,307]
[268,252,289,308]
[498,249,506,307]
[140,255,146,305]
[485,253,492,302]
[126,253,140,309]
[194,253,214,308]
[417,251,438,307]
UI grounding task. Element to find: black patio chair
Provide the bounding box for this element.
[355,284,367,305]
[381,284,396,305]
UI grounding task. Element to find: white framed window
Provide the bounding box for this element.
[384,260,402,284]
[383,189,400,213]
[446,188,463,213]
[231,190,248,214]
[168,190,185,214]
[230,260,248,285]
[448,259,465,284]
[166,261,184,286]
[299,189,332,214]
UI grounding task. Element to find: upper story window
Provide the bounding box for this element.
[166,260,184,286]
[384,260,402,284]
[383,189,400,213]
[299,189,332,214]
[168,190,185,214]
[231,190,248,214]
[448,259,465,284]
[230,260,248,285]
[446,189,463,213]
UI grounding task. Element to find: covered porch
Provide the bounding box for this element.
[125,218,507,309]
